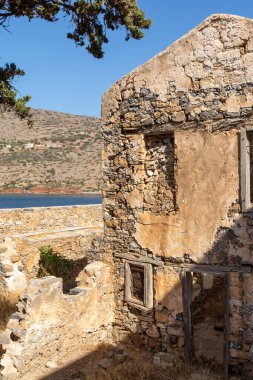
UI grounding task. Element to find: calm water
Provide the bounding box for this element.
[0,194,102,209]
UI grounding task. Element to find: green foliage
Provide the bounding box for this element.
[66,0,152,58]
[38,246,74,278]
[0,1,151,123]
[0,63,33,127]
[0,1,151,59]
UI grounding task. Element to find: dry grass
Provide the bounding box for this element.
[81,347,223,380]
[0,286,17,361]
[0,285,17,333]
[191,356,224,379]
[0,109,102,192]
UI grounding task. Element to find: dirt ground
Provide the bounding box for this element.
[18,345,225,380]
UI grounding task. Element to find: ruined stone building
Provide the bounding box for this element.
[102,14,253,378]
[0,206,114,379]
[1,13,253,380]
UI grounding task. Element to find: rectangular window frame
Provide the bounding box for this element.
[240,127,253,211]
[125,261,153,311]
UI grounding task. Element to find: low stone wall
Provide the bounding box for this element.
[0,204,104,291]
[0,261,114,378]
[0,205,102,235]
[13,226,103,280]
[0,205,113,378]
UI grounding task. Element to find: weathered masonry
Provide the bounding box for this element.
[0,205,115,378]
[102,14,253,378]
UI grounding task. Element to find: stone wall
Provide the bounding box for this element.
[2,12,253,379]
[0,205,104,298]
[0,261,114,378]
[0,204,106,378]
[102,14,253,376]
[0,204,102,235]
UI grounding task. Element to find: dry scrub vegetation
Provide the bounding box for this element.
[0,278,17,333]
[0,109,101,192]
[46,345,223,380]
[85,358,223,380]
[0,278,17,360]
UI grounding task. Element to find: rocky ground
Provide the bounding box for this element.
[0,109,102,193]
[20,345,224,380]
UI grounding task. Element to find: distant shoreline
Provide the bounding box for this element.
[0,188,101,196]
[0,192,102,208]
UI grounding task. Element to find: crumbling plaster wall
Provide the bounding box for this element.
[135,129,239,260]
[102,14,253,262]
[102,14,253,373]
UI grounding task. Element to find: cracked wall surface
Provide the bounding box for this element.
[102,14,253,376]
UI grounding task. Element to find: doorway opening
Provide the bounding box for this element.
[182,269,229,379]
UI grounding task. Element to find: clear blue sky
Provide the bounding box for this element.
[1,1,253,117]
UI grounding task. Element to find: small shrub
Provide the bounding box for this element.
[23,181,33,190]
[47,167,56,176]
[38,246,74,278]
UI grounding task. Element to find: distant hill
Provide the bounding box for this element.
[0,109,102,193]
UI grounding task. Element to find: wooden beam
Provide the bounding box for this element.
[116,254,252,272]
[240,128,248,212]
[166,263,252,273]
[182,271,193,361]
[114,252,163,266]
[224,273,229,380]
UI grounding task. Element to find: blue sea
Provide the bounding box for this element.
[0,194,102,209]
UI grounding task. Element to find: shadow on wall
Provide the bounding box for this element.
[0,284,18,367]
[0,288,17,333]
[0,252,89,333]
[34,210,253,380]
[0,254,90,367]
[1,206,252,379]
[38,254,89,294]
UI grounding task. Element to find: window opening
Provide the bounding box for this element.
[143,133,176,214]
[130,265,145,303]
[125,261,153,310]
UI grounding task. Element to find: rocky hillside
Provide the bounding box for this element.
[0,109,102,193]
